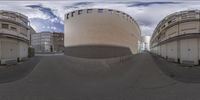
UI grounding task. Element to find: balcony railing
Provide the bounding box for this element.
[0,15,28,27]
[0,29,29,41]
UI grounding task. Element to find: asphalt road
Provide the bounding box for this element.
[0,52,200,100]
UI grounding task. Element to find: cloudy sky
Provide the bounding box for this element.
[1,0,200,36]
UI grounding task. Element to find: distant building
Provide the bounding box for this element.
[31,31,53,53]
[141,36,151,51]
[0,10,33,64]
[31,32,64,53]
[29,26,36,45]
[52,32,64,52]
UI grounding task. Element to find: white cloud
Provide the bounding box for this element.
[1,1,200,36]
[50,26,57,30]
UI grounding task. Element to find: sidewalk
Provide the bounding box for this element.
[35,53,64,56]
[0,57,41,83]
[151,54,200,83]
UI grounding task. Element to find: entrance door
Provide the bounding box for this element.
[167,41,178,62]
[1,39,18,60]
[180,39,198,65]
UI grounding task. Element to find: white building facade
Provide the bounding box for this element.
[150,10,200,65]
[64,8,141,58]
[0,10,31,64]
[31,32,53,53]
[141,36,151,51]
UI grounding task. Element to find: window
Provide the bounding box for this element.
[123,13,127,19]
[129,16,132,22]
[20,18,28,25]
[78,10,83,15]
[10,15,16,20]
[161,25,165,29]
[2,12,7,16]
[2,24,9,29]
[181,12,196,19]
[10,26,17,31]
[168,20,172,24]
[126,15,129,18]
[116,11,120,15]
[71,11,75,17]
[87,9,92,13]
[188,10,195,13]
[8,13,16,20]
[66,14,69,19]
[98,9,103,13]
[108,9,113,13]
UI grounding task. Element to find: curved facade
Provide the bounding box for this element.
[0,10,30,64]
[151,10,200,65]
[64,8,141,58]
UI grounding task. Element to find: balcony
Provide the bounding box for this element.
[0,29,29,41]
[0,15,29,28]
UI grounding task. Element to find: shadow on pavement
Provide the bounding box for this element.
[151,54,200,83]
[0,56,42,84]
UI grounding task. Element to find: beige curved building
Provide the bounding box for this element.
[0,10,31,64]
[64,8,141,58]
[151,10,200,65]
